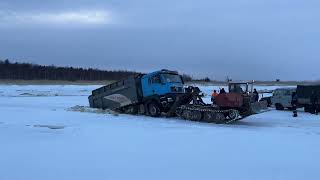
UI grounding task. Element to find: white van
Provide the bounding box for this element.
[271,88,296,110]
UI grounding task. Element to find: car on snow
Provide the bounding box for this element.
[271,88,297,110]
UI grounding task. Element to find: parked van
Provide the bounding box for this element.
[271,88,296,110]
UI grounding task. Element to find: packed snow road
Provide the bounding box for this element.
[0,85,319,180]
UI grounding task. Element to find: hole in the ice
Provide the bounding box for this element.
[33,125,65,130]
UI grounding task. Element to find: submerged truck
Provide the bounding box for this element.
[89,69,243,123]
[89,69,185,117]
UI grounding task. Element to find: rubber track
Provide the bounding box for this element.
[176,105,241,124]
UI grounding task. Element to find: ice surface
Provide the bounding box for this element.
[0,84,100,97]
[0,84,319,180]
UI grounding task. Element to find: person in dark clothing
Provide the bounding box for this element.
[311,91,318,115]
[253,89,259,102]
[220,88,226,94]
[291,92,298,117]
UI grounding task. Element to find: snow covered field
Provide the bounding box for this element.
[0,85,320,180]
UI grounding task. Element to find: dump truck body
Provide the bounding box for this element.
[297,85,320,105]
[89,74,142,110]
[296,85,320,112]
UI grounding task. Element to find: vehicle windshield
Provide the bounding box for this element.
[274,89,295,96]
[161,74,182,83]
[230,84,248,93]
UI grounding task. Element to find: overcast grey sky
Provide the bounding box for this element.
[0,0,319,80]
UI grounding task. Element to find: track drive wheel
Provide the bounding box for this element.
[191,110,202,121]
[203,111,216,123]
[228,110,238,120]
[182,110,192,120]
[214,113,226,124]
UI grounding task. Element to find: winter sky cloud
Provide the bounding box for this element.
[1,0,320,80]
[0,10,113,26]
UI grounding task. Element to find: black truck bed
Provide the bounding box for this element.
[297,85,320,105]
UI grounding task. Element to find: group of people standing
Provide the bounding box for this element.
[210,88,225,103]
[210,88,260,103]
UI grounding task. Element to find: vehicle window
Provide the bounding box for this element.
[273,91,280,96]
[239,84,247,92]
[229,85,235,92]
[229,84,247,93]
[285,90,292,95]
[150,75,161,84]
[161,74,182,83]
[232,84,247,93]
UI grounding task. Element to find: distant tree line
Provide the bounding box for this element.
[0,59,196,82]
[0,59,138,81]
[193,77,211,82]
[181,74,193,82]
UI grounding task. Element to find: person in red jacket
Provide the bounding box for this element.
[211,90,218,103]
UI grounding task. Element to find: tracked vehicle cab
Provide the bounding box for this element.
[215,80,266,115]
[228,81,256,104]
[228,81,254,94]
